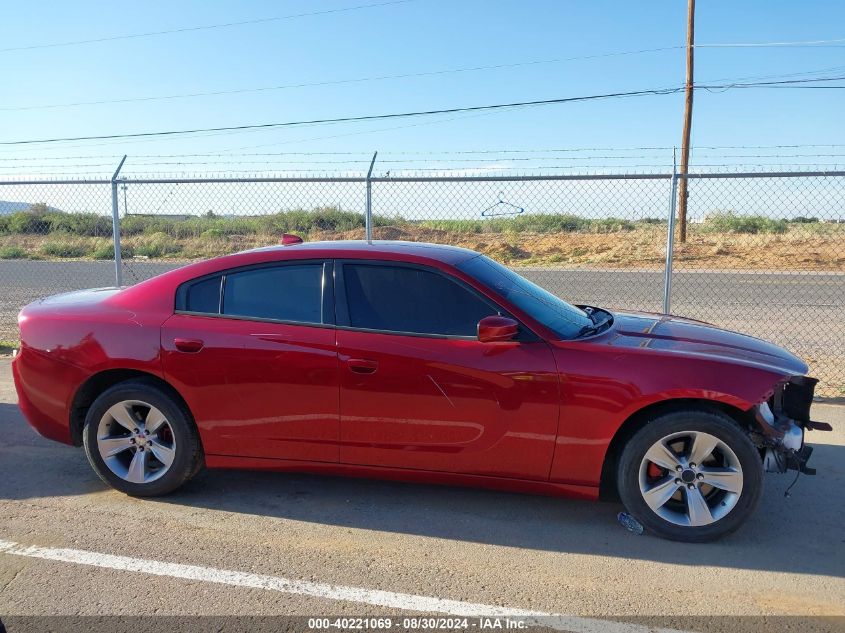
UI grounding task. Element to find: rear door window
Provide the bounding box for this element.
[222,264,323,324]
[184,275,222,314]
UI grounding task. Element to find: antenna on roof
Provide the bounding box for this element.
[280,233,303,246]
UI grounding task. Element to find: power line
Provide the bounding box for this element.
[0,87,688,146]
[738,84,845,89]
[699,76,845,92]
[219,108,535,153]
[4,75,844,148]
[4,20,841,57]
[0,116,362,153]
[0,0,415,54]
[0,46,680,112]
[697,63,845,88]
[691,143,845,149]
[7,145,845,162]
[0,155,682,168]
[0,149,673,161]
[6,155,845,170]
[0,108,503,153]
[11,161,844,177]
[148,147,681,156]
[5,49,841,114]
[696,36,845,48]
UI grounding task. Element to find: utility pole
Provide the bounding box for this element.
[677,0,695,243]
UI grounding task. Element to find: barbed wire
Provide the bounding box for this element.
[4,163,845,178]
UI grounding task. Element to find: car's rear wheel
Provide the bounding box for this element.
[617,408,762,542]
[82,381,202,497]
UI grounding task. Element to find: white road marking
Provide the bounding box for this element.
[0,538,691,633]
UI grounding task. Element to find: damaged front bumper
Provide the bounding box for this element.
[752,376,832,475]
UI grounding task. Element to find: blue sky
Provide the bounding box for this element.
[1,0,844,175]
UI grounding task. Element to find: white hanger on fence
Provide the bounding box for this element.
[482,191,525,217]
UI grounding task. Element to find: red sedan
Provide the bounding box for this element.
[13,239,827,541]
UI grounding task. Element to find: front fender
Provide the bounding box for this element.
[547,344,791,487]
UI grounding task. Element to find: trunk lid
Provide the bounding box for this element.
[19,287,122,319]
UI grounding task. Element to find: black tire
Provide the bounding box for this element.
[82,380,203,497]
[616,408,762,542]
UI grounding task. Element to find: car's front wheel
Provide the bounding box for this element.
[82,381,203,497]
[617,408,762,542]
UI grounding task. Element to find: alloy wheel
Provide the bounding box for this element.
[96,400,176,485]
[638,430,743,527]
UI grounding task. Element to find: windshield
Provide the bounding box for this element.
[458,255,593,339]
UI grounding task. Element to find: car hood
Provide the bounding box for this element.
[598,310,808,376]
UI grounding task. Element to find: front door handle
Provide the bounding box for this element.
[174,338,204,353]
[347,358,378,374]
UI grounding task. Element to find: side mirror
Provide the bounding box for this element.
[477,315,519,343]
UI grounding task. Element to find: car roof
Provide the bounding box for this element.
[113,240,485,314]
[248,240,480,265]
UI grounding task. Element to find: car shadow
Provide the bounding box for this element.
[1,402,842,579]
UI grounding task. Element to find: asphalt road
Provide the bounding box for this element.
[1,259,843,395]
[0,360,843,633]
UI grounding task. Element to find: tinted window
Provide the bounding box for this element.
[185,275,221,314]
[343,264,496,336]
[457,255,591,339]
[223,265,322,323]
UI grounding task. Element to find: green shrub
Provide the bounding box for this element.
[0,340,17,354]
[703,212,787,234]
[45,211,112,236]
[421,214,636,234]
[0,245,27,259]
[4,207,387,241]
[513,214,588,233]
[419,214,590,234]
[134,232,181,258]
[118,207,366,239]
[40,239,88,258]
[8,211,48,233]
[120,215,159,236]
[255,207,366,234]
[91,240,131,260]
[4,207,111,236]
[200,228,226,240]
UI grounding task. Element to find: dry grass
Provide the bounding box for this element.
[1,224,843,270]
[313,224,845,270]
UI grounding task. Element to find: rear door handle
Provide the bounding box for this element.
[347,358,378,374]
[174,338,204,353]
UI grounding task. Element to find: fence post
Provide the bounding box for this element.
[365,151,378,243]
[110,155,128,287]
[662,149,679,314]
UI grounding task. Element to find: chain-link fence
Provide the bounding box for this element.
[0,179,115,328]
[1,171,843,396]
[673,172,845,399]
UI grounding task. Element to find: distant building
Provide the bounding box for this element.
[126,213,192,221]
